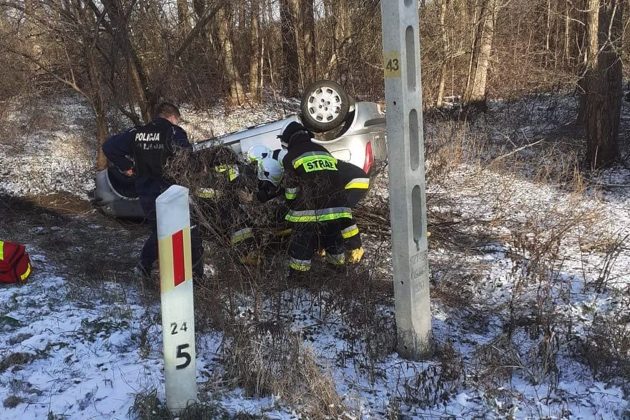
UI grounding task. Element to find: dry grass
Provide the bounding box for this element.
[578,307,630,394]
[222,322,347,418]
[77,105,630,416]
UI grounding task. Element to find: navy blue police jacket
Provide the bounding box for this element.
[102,117,191,199]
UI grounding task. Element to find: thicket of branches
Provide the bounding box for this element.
[0,0,628,168]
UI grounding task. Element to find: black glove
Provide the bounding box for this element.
[256,189,271,203]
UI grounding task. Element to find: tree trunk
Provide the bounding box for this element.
[177,0,192,36]
[215,5,244,105]
[585,0,600,65]
[463,0,498,106]
[280,0,299,97]
[545,0,552,67]
[88,52,109,170]
[563,0,571,64]
[302,0,316,85]
[584,0,622,169]
[249,0,262,102]
[436,0,449,107]
[101,0,152,122]
[577,0,601,123]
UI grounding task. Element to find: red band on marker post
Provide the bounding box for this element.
[172,230,185,287]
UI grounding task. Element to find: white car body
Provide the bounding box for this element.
[93,102,387,219]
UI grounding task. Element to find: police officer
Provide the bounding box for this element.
[102,102,204,280]
[279,122,350,276]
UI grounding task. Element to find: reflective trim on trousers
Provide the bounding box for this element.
[0,240,3,260]
[341,224,360,239]
[345,178,370,190]
[214,164,239,182]
[196,188,217,199]
[289,257,311,271]
[231,227,254,245]
[285,207,352,223]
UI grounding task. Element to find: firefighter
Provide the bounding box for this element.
[279,122,350,276]
[193,146,258,265]
[246,144,271,163]
[255,149,287,203]
[335,160,369,263]
[102,102,204,280]
[258,148,368,263]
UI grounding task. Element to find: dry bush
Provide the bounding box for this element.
[436,93,588,190]
[475,326,560,389]
[395,341,465,409]
[222,322,347,418]
[587,231,630,293]
[424,119,490,181]
[166,146,395,416]
[129,389,235,420]
[468,197,603,393]
[577,310,630,393]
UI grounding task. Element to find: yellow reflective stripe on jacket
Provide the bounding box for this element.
[20,263,31,281]
[345,177,370,190]
[214,165,239,182]
[289,257,311,271]
[285,187,299,200]
[341,224,360,239]
[0,240,3,260]
[230,227,254,245]
[285,207,352,223]
[292,152,337,172]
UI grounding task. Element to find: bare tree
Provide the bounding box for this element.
[249,0,262,102]
[280,0,299,97]
[436,0,450,107]
[214,4,245,105]
[302,0,317,85]
[101,0,152,122]
[464,0,499,106]
[177,0,192,36]
[582,0,623,168]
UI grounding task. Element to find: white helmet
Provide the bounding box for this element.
[257,157,284,186]
[269,148,288,168]
[246,144,271,163]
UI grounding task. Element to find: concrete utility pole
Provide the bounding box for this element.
[380,0,432,360]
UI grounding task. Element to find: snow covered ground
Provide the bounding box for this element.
[0,93,628,419]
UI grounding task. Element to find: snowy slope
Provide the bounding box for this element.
[0,93,628,419]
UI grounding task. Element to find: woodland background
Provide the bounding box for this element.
[0,0,628,169]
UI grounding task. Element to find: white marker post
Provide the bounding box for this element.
[156,186,197,412]
[381,0,432,360]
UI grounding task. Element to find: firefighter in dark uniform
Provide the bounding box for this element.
[102,102,204,280]
[335,160,369,263]
[193,146,257,265]
[258,147,368,264]
[279,122,350,276]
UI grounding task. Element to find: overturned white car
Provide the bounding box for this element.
[92,80,387,219]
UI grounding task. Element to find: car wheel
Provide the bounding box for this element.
[300,80,351,133]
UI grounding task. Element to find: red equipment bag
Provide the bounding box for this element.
[0,240,32,284]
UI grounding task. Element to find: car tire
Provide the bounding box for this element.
[300,80,351,133]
